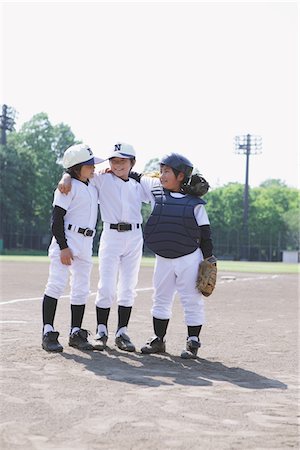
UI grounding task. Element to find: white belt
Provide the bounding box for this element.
[67,224,96,237]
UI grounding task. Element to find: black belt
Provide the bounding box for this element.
[67,224,95,237]
[110,223,140,232]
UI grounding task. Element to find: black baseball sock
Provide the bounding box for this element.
[153,317,169,339]
[117,306,132,331]
[96,306,110,328]
[187,325,202,339]
[71,304,85,330]
[42,294,58,328]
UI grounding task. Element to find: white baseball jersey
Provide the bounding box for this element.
[91,172,148,223]
[91,172,148,309]
[45,180,99,305]
[48,179,99,259]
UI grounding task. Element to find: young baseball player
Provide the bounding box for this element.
[137,153,215,359]
[42,143,104,353]
[58,143,149,353]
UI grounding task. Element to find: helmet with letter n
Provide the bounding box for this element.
[160,153,193,185]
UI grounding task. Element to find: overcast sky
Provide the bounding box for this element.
[1,1,298,188]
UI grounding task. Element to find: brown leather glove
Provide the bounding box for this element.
[196,256,217,297]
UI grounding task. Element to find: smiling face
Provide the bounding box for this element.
[78,164,95,182]
[109,157,135,180]
[159,165,185,192]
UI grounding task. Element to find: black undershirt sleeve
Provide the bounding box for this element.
[51,205,68,250]
[199,224,214,259]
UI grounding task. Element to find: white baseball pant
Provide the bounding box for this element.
[95,224,143,308]
[151,248,205,326]
[45,254,93,305]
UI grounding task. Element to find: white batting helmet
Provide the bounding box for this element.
[62,144,104,169]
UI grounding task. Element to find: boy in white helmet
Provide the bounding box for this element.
[42,144,104,352]
[58,143,148,353]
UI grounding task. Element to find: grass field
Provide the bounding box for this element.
[0,255,299,274]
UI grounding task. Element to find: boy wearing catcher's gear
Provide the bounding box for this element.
[58,143,148,353]
[42,144,104,352]
[138,153,216,359]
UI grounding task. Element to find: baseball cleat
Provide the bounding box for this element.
[42,331,63,353]
[93,332,108,351]
[69,329,94,351]
[115,333,136,352]
[141,336,166,354]
[180,339,201,359]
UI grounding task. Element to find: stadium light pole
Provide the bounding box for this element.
[234,134,262,260]
[0,104,16,145]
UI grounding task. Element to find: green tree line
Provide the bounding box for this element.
[0,113,299,260]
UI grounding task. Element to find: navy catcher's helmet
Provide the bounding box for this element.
[160,153,193,183]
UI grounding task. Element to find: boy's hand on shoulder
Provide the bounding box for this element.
[60,248,73,265]
[58,173,72,194]
[99,167,112,174]
[129,171,143,183]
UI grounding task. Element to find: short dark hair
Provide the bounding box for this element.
[66,164,82,180]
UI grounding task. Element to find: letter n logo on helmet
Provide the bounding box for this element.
[115,144,122,152]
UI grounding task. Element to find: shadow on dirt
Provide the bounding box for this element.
[59,347,287,390]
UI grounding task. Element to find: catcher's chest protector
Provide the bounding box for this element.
[144,187,205,258]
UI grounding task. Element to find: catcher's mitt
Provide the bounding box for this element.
[182,173,210,197]
[196,255,217,297]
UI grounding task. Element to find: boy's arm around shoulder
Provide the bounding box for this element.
[58,172,72,194]
[129,171,160,201]
[140,173,161,192]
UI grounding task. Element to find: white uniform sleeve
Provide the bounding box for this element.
[194,204,210,226]
[52,188,75,210]
[140,176,161,203]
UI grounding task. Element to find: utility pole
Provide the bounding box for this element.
[0,105,17,252]
[234,133,262,260]
[0,104,16,145]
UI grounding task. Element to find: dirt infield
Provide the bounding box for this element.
[0,260,299,449]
